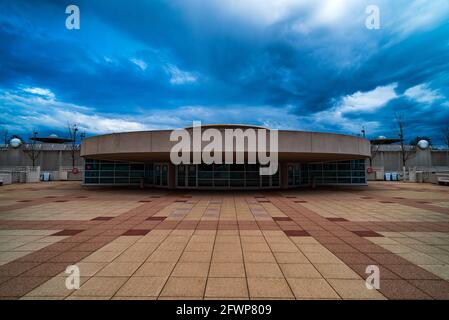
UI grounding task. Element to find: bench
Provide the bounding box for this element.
[437,173,449,186]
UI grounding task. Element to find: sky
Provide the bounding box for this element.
[0,0,449,144]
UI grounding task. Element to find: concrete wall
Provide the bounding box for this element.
[0,147,83,171]
[371,149,449,171]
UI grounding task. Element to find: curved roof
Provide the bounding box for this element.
[81,126,370,162]
[184,124,268,130]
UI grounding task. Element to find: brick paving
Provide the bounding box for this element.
[0,181,449,299]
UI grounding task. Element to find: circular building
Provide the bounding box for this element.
[80,124,370,189]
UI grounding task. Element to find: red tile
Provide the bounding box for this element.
[326,217,348,222]
[91,216,114,221]
[52,229,84,236]
[348,264,400,280]
[353,230,383,237]
[122,229,151,236]
[323,244,359,253]
[0,262,40,277]
[146,217,166,221]
[379,280,432,300]
[273,217,293,221]
[22,263,67,277]
[408,280,449,299]
[336,253,376,264]
[367,253,410,265]
[284,230,310,237]
[0,276,51,298]
[384,265,440,280]
[49,251,91,263]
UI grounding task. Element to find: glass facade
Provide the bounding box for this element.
[287,159,367,187]
[176,163,280,189]
[84,159,168,187]
[84,159,366,188]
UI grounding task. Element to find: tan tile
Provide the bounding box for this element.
[71,277,128,297]
[242,242,271,252]
[303,251,342,264]
[327,279,385,299]
[279,264,322,278]
[314,264,361,279]
[185,242,214,252]
[214,243,242,252]
[66,296,111,300]
[245,263,284,278]
[269,242,299,253]
[243,252,276,263]
[172,262,210,277]
[212,251,242,263]
[274,252,309,263]
[115,250,152,262]
[77,262,108,277]
[419,264,449,280]
[20,296,62,300]
[399,252,443,265]
[205,278,248,298]
[115,276,167,297]
[297,244,325,253]
[290,237,319,244]
[25,276,88,298]
[135,262,176,277]
[112,296,157,300]
[180,251,213,263]
[247,278,293,299]
[287,278,340,299]
[209,263,246,278]
[147,250,182,262]
[96,262,141,277]
[160,277,206,297]
[82,251,121,263]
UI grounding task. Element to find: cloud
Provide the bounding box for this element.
[130,58,148,71]
[404,83,443,104]
[165,64,197,85]
[22,87,55,100]
[337,84,398,114]
[0,88,149,134]
[1,0,449,144]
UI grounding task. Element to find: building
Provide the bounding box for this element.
[80,125,370,189]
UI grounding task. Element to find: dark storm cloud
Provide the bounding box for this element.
[0,0,448,143]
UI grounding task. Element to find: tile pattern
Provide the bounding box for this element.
[0,181,449,299]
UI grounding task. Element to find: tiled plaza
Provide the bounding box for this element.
[0,181,449,300]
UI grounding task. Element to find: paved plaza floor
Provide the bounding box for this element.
[0,181,449,300]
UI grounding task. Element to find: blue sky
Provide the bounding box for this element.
[1,0,449,144]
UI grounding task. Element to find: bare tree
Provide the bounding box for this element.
[395,113,416,168]
[0,127,8,145]
[394,113,417,181]
[23,131,41,168]
[67,123,80,169]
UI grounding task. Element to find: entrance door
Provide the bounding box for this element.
[176,165,197,188]
[154,163,169,187]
